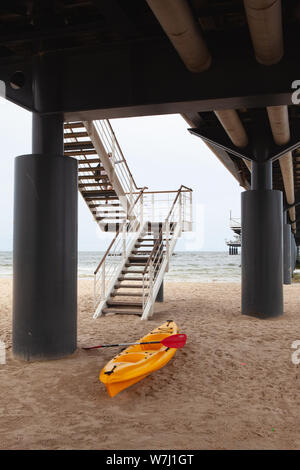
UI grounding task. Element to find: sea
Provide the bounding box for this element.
[0,251,241,282]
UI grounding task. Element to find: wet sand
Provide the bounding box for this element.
[0,279,300,450]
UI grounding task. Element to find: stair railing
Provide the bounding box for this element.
[128,187,193,228]
[93,120,144,208]
[93,188,146,317]
[141,185,192,320]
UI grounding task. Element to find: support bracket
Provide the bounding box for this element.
[189,120,300,164]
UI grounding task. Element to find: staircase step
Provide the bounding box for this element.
[65,150,97,157]
[121,269,147,274]
[115,283,143,289]
[89,203,121,208]
[138,238,161,242]
[102,308,142,315]
[64,122,84,129]
[78,169,108,176]
[79,183,112,188]
[135,244,154,247]
[78,159,102,165]
[128,257,149,262]
[94,211,125,215]
[125,263,147,267]
[78,174,109,180]
[89,198,119,203]
[64,131,88,138]
[131,250,152,254]
[64,141,94,150]
[82,190,117,198]
[96,216,124,221]
[112,292,143,297]
[118,276,145,281]
[107,300,142,307]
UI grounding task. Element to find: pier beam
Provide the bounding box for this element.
[241,158,283,318]
[13,113,78,361]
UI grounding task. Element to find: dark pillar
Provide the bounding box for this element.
[241,158,283,318]
[283,213,292,285]
[32,113,64,155]
[296,246,300,268]
[156,280,164,302]
[13,113,78,361]
[291,234,297,273]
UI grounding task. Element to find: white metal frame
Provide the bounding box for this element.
[93,192,145,318]
[93,186,193,320]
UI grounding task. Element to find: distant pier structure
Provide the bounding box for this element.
[226,212,241,255]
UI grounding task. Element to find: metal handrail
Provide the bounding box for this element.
[93,120,141,206]
[106,120,144,190]
[142,185,188,276]
[94,187,146,275]
[93,184,192,318]
[140,188,185,318]
[126,187,192,195]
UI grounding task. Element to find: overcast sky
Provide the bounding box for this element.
[0,98,242,251]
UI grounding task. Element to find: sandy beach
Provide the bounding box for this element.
[0,279,300,450]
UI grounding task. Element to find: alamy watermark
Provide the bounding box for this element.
[291,80,300,104]
[291,340,300,365]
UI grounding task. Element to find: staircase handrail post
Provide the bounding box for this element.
[179,190,183,236]
[149,260,154,317]
[130,178,133,207]
[166,217,170,272]
[142,273,146,311]
[101,260,106,301]
[94,273,97,309]
[152,193,155,222]
[122,222,127,259]
[140,193,144,227]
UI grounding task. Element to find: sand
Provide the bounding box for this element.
[0,279,300,450]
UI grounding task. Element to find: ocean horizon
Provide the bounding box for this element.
[0,251,241,282]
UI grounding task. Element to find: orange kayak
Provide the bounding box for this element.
[100,320,179,397]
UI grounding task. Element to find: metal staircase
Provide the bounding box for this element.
[64,119,193,320]
[64,120,144,232]
[93,186,192,320]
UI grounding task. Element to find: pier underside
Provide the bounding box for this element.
[1,0,300,357]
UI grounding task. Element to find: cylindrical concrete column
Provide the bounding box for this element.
[283,222,292,285]
[241,189,283,318]
[156,280,164,302]
[13,153,78,360]
[13,114,78,360]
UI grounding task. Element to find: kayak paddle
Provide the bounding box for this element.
[82,333,187,351]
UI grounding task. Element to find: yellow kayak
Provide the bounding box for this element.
[100,320,179,397]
